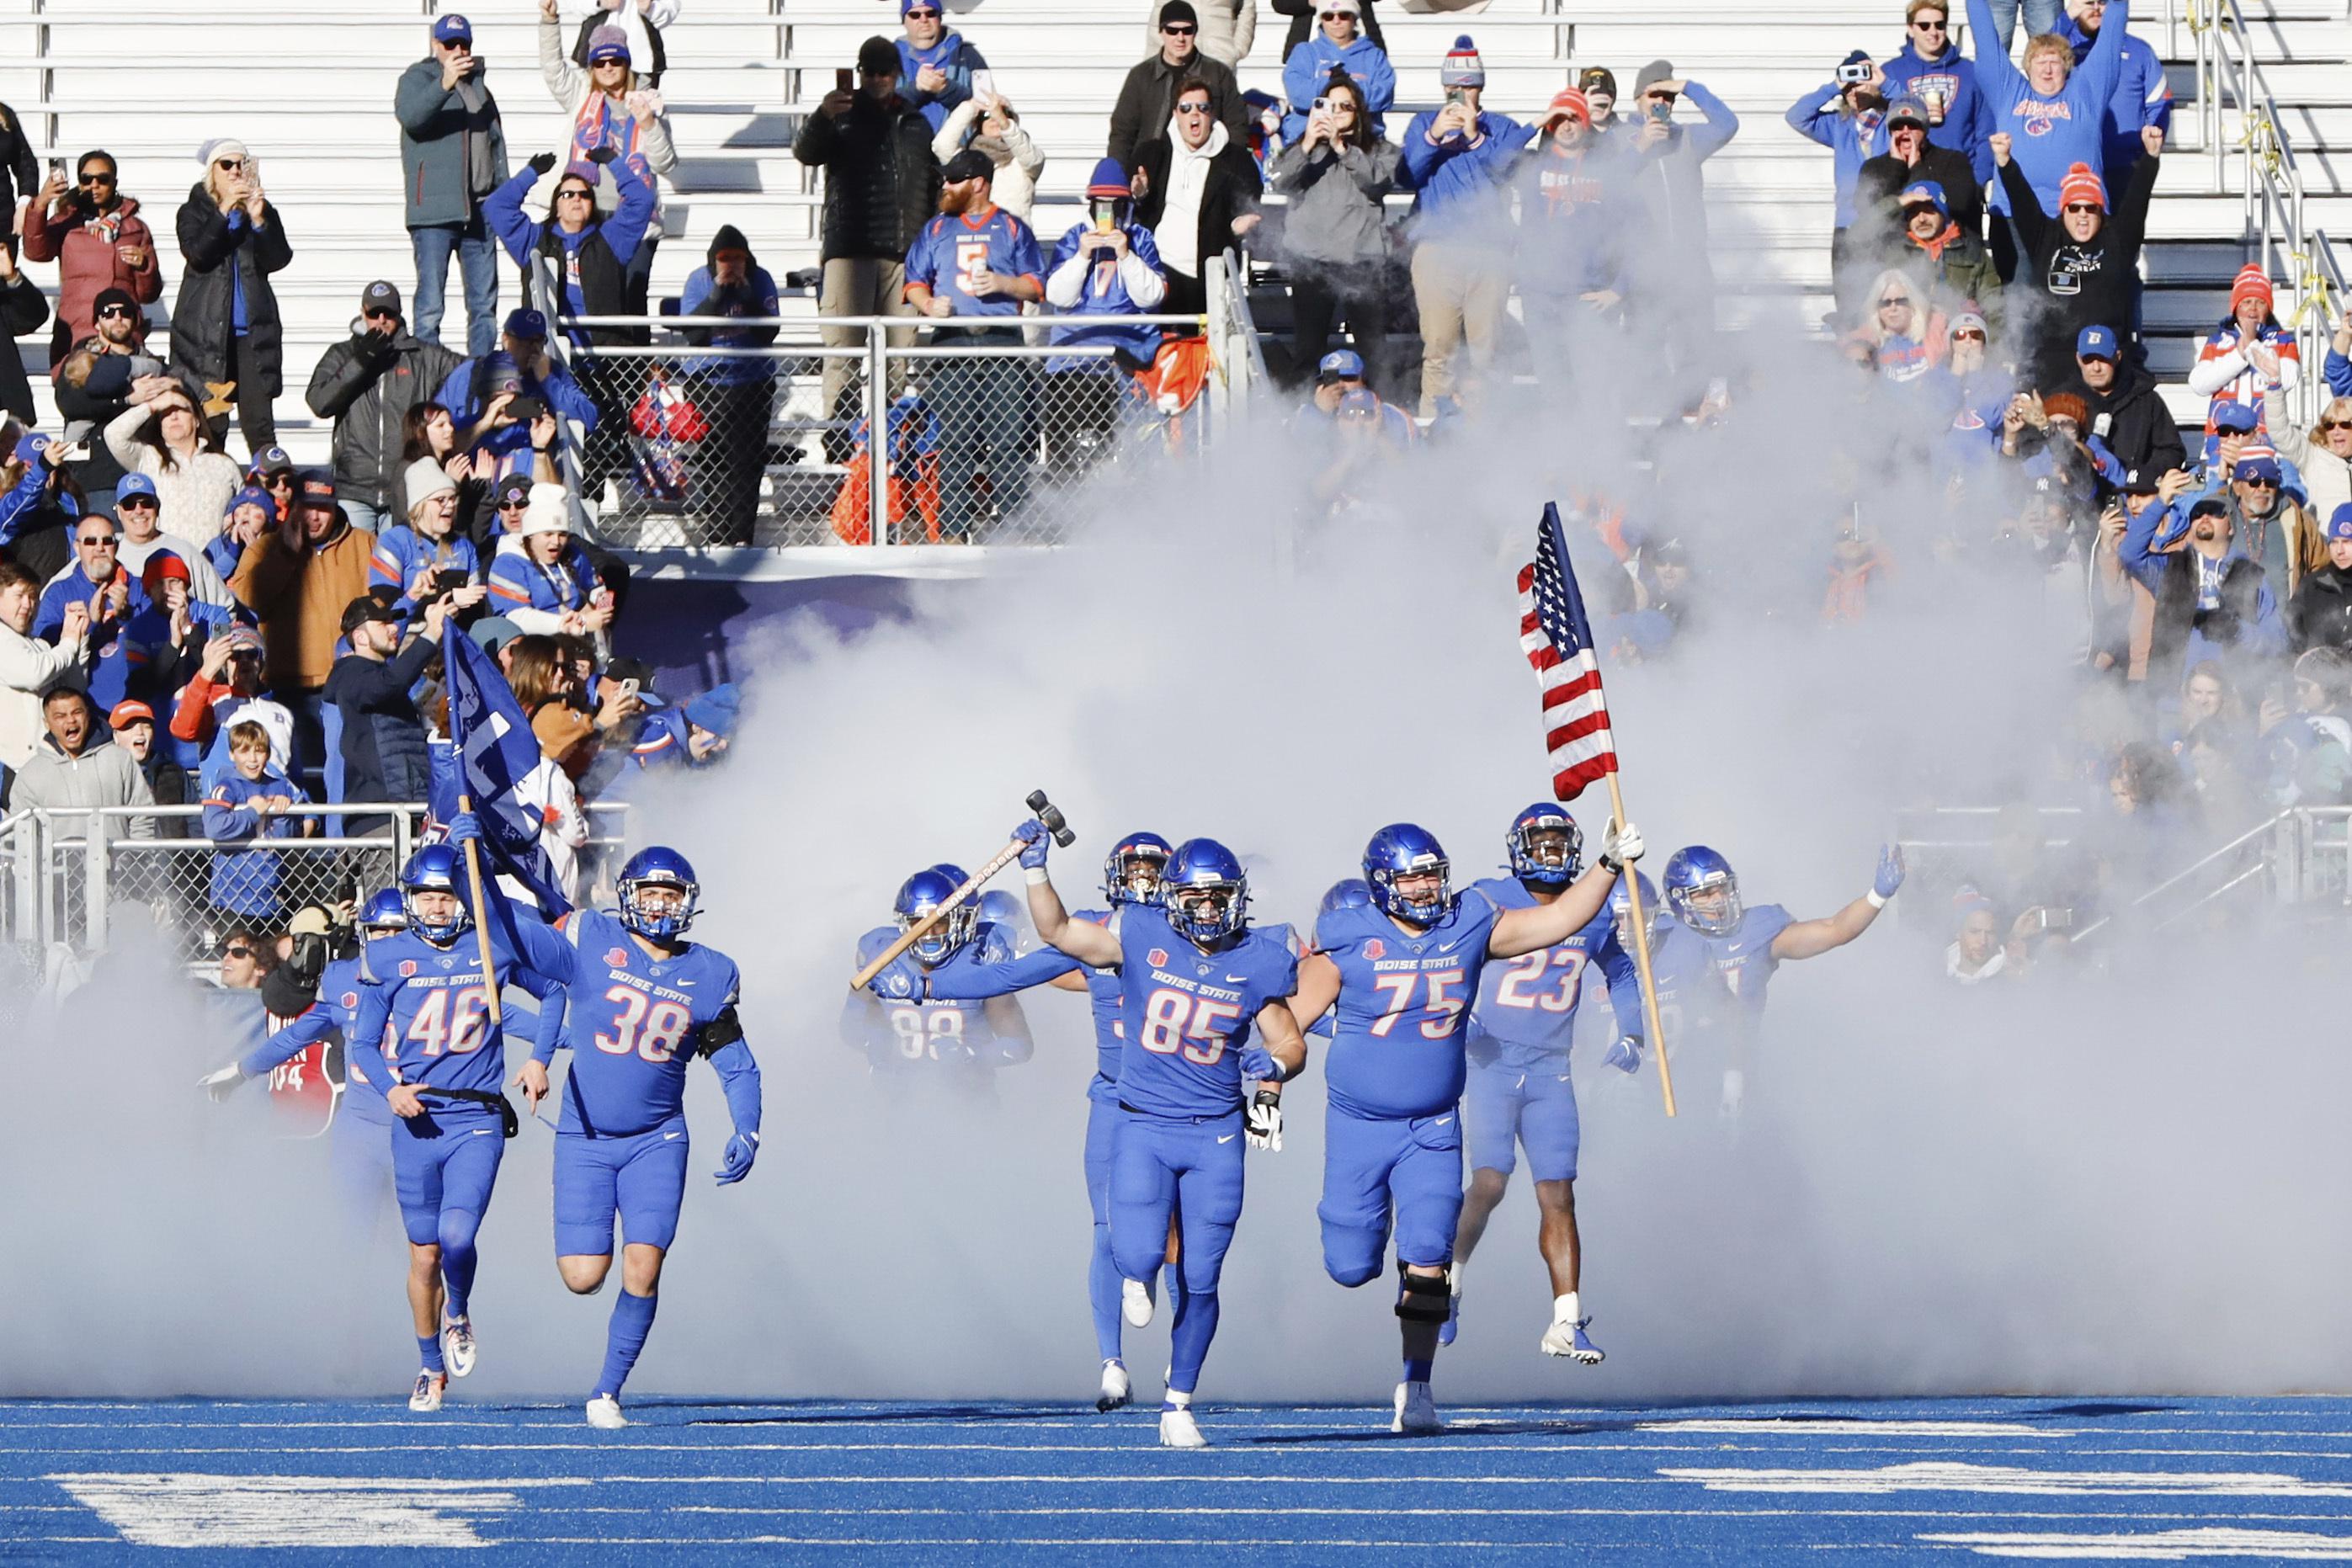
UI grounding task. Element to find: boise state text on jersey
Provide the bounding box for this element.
[1316,890,1503,1119]
[1113,902,1297,1119]
[529,908,748,1138]
[903,206,1044,322]
[1649,903,1793,1044]
[849,921,1040,1082]
[352,929,515,1118]
[1464,874,1640,1071]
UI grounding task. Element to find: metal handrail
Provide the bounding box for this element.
[2069,806,2291,940]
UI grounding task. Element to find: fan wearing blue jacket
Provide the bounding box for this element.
[1785,53,1893,320]
[1879,1,1996,187]
[200,718,313,923]
[484,151,654,346]
[2057,0,2172,183]
[1280,1,1395,143]
[1968,0,2130,224]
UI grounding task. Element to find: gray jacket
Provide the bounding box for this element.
[395,56,511,230]
[10,732,155,839]
[1269,137,1399,269]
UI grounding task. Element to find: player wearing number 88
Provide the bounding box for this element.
[1017,823,1309,1448]
[839,867,1056,1098]
[1288,816,1642,1434]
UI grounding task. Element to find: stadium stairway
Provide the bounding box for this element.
[0,0,2344,469]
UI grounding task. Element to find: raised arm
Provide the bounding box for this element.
[1490,822,1641,959]
[1769,846,1904,960]
[923,941,1084,1000]
[1014,821,1123,968]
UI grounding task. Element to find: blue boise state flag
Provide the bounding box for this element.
[439,622,572,916]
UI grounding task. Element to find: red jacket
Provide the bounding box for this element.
[21,194,163,366]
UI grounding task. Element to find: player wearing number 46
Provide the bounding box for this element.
[1288,817,1641,1436]
[446,816,763,1432]
[1448,805,1647,1366]
[1014,821,1308,1450]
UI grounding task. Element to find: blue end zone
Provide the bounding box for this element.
[8,1396,2352,1560]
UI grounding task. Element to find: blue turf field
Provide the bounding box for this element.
[6,1395,2352,1560]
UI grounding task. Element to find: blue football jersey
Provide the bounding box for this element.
[847,921,1037,1082]
[534,908,750,1138]
[1465,875,1639,1071]
[350,929,515,1115]
[925,906,1127,1084]
[1317,890,1502,1119]
[1650,904,1792,1045]
[1114,904,1297,1119]
[903,205,1045,321]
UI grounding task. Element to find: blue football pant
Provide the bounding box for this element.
[1463,1058,1581,1183]
[392,1110,505,1320]
[1318,1103,1465,1285]
[330,1104,396,1227]
[1084,1092,1124,1363]
[553,1119,691,1257]
[1109,1107,1243,1395]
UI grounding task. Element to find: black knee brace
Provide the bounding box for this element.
[1395,1266,1450,1324]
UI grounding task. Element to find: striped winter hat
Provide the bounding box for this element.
[2057,163,2106,211]
[2230,263,2274,314]
[1440,36,1484,88]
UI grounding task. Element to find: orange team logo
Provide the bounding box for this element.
[1365,938,1386,960]
[606,948,631,968]
[340,991,359,1010]
[1147,949,1168,968]
[400,959,418,978]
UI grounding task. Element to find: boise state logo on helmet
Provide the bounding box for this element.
[618,846,700,941]
[895,866,976,965]
[1160,838,1250,945]
[1663,846,1743,936]
[1363,822,1453,925]
[1506,802,1583,888]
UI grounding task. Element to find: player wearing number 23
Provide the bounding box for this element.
[1014,821,1308,1449]
[1289,817,1642,1434]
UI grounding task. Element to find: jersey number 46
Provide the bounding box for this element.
[407,988,491,1056]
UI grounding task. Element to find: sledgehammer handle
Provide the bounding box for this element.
[846,841,1024,994]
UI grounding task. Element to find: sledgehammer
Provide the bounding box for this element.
[848,790,1077,992]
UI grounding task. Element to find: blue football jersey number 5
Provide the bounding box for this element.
[1493,949,1583,1013]
[1139,988,1241,1066]
[408,989,491,1057]
[595,984,694,1064]
[1368,968,1466,1039]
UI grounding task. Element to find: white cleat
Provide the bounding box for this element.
[441,1317,477,1379]
[1121,1277,1154,1328]
[1541,1316,1605,1364]
[1096,1361,1133,1413]
[1158,1406,1208,1448]
[408,1370,446,1413]
[1392,1379,1442,1434]
[586,1395,627,1430]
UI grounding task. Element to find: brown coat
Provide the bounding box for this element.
[229,518,376,694]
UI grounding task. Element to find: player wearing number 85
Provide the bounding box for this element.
[1016,821,1308,1449]
[1288,816,1642,1435]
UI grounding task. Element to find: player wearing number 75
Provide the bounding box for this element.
[1285,817,1641,1438]
[447,816,764,1433]
[1017,821,1308,1450]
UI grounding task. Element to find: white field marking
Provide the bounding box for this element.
[1636,1420,2082,1438]
[46,1473,526,1549]
[1663,1463,2352,1499]
[20,1440,2339,1461]
[1919,1526,2352,1560]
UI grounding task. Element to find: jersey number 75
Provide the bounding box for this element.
[1367,968,1466,1039]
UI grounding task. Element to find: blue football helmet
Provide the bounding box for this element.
[619,847,700,941]
[1161,838,1250,945]
[976,889,1022,930]
[1103,830,1173,907]
[359,888,409,934]
[1319,877,1372,915]
[895,867,976,965]
[1363,823,1453,926]
[1610,869,1660,952]
[1506,802,1583,888]
[1663,846,1742,936]
[400,845,472,943]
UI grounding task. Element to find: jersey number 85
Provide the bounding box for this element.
[1139,988,1241,1066]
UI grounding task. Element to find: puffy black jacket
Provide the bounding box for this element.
[2291,562,2352,653]
[791,92,940,263]
[171,186,294,396]
[306,328,463,513]
[323,633,439,830]
[2075,358,2186,482]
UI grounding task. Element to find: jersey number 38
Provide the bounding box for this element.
[595,984,694,1064]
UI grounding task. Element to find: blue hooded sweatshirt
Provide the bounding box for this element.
[1281,33,1398,142]
[1968,0,2130,216]
[897,29,988,133]
[1400,109,1536,242]
[1879,38,1995,185]
[1785,87,1892,229]
[2058,8,2173,182]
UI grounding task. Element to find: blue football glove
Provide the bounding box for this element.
[446,811,484,847]
[1013,818,1050,870]
[865,950,928,1002]
[714,1129,758,1186]
[1873,843,1906,900]
[1603,1034,1643,1075]
[1239,1042,1279,1082]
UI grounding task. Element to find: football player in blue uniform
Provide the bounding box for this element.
[1449,805,1646,1363]
[841,867,1046,1098]
[1642,843,1905,1116]
[1305,880,1372,1042]
[1289,816,1643,1434]
[927,830,1179,1413]
[1014,823,1306,1448]
[451,821,765,1431]
[202,890,415,1223]
[343,846,534,1413]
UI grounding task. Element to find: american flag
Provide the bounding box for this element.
[1517,502,1619,802]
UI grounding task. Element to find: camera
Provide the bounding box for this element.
[1836,57,1875,86]
[1647,99,1674,123]
[435,568,471,594]
[507,394,547,425]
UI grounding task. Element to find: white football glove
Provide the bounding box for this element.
[1245,1088,1283,1153]
[198,1062,246,1103]
[1599,818,1645,872]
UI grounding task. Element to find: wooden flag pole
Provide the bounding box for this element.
[1604,773,1674,1118]
[455,790,504,1027]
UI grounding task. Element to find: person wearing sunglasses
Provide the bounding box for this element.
[24,151,163,370]
[1886,178,2000,338]
[1993,125,2161,392]
[1279,0,1394,146]
[539,1,676,322]
[892,0,992,135]
[1856,95,1983,269]
[2261,314,2352,548]
[1966,0,2130,271]
[1878,2,1993,184]
[1272,0,1383,61]
[397,12,509,359]
[1133,79,1264,317]
[1111,3,1245,172]
[172,138,292,458]
[1269,75,1398,392]
[2054,0,2171,183]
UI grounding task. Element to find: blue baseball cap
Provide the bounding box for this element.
[2328,502,2352,541]
[247,444,294,476]
[503,307,547,340]
[2212,401,2260,434]
[2237,453,2283,486]
[1897,180,1949,217]
[2076,324,2119,361]
[432,13,472,44]
[1317,348,1365,382]
[585,25,631,63]
[114,471,159,504]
